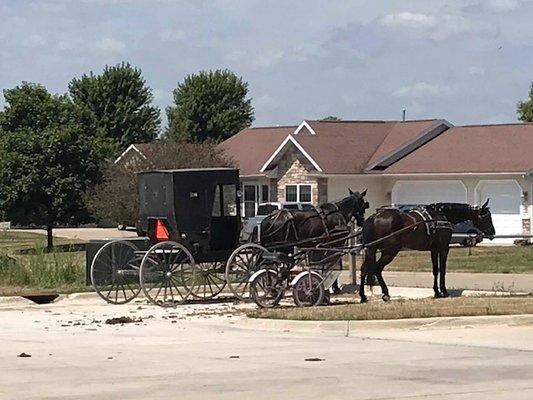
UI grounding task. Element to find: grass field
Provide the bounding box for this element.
[344,245,533,274]
[248,296,533,321]
[0,230,87,295]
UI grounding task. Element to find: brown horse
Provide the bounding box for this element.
[359,201,495,303]
[259,189,369,248]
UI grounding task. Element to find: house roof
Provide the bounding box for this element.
[219,126,296,175]
[383,123,533,174]
[221,119,446,175]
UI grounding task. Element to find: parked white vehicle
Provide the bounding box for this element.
[240,202,315,242]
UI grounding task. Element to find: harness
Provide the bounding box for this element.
[410,206,452,236]
[260,204,348,243]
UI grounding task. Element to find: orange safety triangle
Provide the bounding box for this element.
[155,219,169,241]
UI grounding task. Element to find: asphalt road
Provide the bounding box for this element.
[1,297,532,400]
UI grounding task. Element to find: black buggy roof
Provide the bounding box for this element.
[137,168,240,233]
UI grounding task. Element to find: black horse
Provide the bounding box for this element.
[259,189,369,247]
[359,200,495,303]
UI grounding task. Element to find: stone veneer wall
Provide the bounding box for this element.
[275,144,323,204]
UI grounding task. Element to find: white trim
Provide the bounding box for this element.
[114,144,146,164]
[259,135,323,173]
[382,172,525,177]
[293,120,316,135]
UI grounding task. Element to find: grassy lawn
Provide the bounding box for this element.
[0,230,88,295]
[248,296,533,321]
[344,245,533,274]
[0,230,82,252]
[388,246,533,274]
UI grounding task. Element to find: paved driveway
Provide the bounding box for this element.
[1,297,532,400]
[14,227,138,242]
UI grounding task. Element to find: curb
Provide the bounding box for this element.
[234,313,533,333]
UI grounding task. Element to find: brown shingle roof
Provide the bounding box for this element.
[220,119,444,175]
[220,125,295,175]
[384,123,533,174]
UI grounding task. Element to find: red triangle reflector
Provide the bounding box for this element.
[155,219,169,241]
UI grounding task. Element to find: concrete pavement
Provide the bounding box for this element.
[1,297,532,400]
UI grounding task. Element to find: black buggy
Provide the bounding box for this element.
[90,168,243,307]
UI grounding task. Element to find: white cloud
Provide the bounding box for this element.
[380,11,483,40]
[159,28,185,42]
[468,66,485,76]
[23,34,46,46]
[96,37,125,55]
[393,82,452,98]
[225,47,284,70]
[381,12,436,29]
[484,0,521,12]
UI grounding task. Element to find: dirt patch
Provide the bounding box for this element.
[105,316,142,325]
[248,296,533,321]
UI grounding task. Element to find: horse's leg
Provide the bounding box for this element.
[359,248,375,303]
[439,247,450,297]
[431,249,441,298]
[374,247,400,302]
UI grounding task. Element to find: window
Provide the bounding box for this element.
[261,185,269,202]
[299,185,311,202]
[222,185,237,216]
[285,184,312,203]
[212,185,221,216]
[285,185,297,202]
[283,204,299,210]
[243,185,257,217]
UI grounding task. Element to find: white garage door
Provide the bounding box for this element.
[392,180,467,205]
[476,180,522,243]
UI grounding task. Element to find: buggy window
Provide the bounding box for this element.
[212,185,221,216]
[301,204,315,210]
[222,185,237,216]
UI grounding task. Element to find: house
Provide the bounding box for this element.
[221,119,533,243]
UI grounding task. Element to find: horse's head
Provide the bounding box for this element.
[471,199,496,238]
[346,188,369,226]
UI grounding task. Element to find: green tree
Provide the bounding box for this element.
[69,62,160,155]
[0,84,99,249]
[0,82,73,134]
[322,116,342,121]
[166,69,254,142]
[517,83,533,122]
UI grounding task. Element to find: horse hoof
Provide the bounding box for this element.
[382,294,390,302]
[434,292,443,299]
[360,297,368,304]
[441,291,450,298]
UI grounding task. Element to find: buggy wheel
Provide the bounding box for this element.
[183,262,226,300]
[292,272,325,307]
[90,240,141,304]
[139,241,196,307]
[250,269,285,308]
[225,243,268,300]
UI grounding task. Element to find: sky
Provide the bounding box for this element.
[1,0,533,128]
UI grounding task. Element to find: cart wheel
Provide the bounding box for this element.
[225,243,268,300]
[292,272,325,307]
[139,241,196,307]
[183,262,226,300]
[90,240,141,304]
[250,269,285,308]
